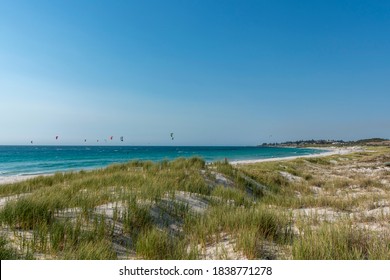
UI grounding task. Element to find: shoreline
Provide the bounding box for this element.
[0,174,52,185]
[230,146,364,165]
[0,173,48,185]
[0,146,363,185]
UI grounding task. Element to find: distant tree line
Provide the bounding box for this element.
[260,138,389,147]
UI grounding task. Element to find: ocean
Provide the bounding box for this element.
[0,145,325,177]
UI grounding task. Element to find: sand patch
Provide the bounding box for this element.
[0,193,30,209]
[279,171,302,182]
[94,202,127,219]
[365,207,390,217]
[293,207,350,222]
[198,233,247,260]
[169,191,209,214]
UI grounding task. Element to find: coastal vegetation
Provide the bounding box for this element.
[0,146,390,259]
[260,137,390,147]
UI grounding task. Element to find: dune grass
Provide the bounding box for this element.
[0,148,389,259]
[292,222,390,259]
[0,234,20,259]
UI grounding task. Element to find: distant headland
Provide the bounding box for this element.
[259,138,390,147]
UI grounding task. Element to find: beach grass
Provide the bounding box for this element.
[0,234,20,259]
[292,222,390,259]
[0,147,389,259]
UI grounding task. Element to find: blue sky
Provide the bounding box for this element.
[1,0,389,145]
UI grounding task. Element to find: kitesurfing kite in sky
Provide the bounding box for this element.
[26,134,128,144]
[170,133,174,140]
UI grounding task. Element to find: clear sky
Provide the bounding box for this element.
[1,0,389,145]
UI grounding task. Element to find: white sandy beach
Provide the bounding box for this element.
[0,173,54,185]
[230,146,364,165]
[0,175,49,185]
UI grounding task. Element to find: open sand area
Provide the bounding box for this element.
[230,146,364,165]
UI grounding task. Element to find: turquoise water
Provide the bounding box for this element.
[0,146,325,177]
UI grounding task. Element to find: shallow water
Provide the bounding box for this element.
[0,145,325,177]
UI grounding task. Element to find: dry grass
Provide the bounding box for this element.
[1,147,390,259]
[238,146,390,259]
